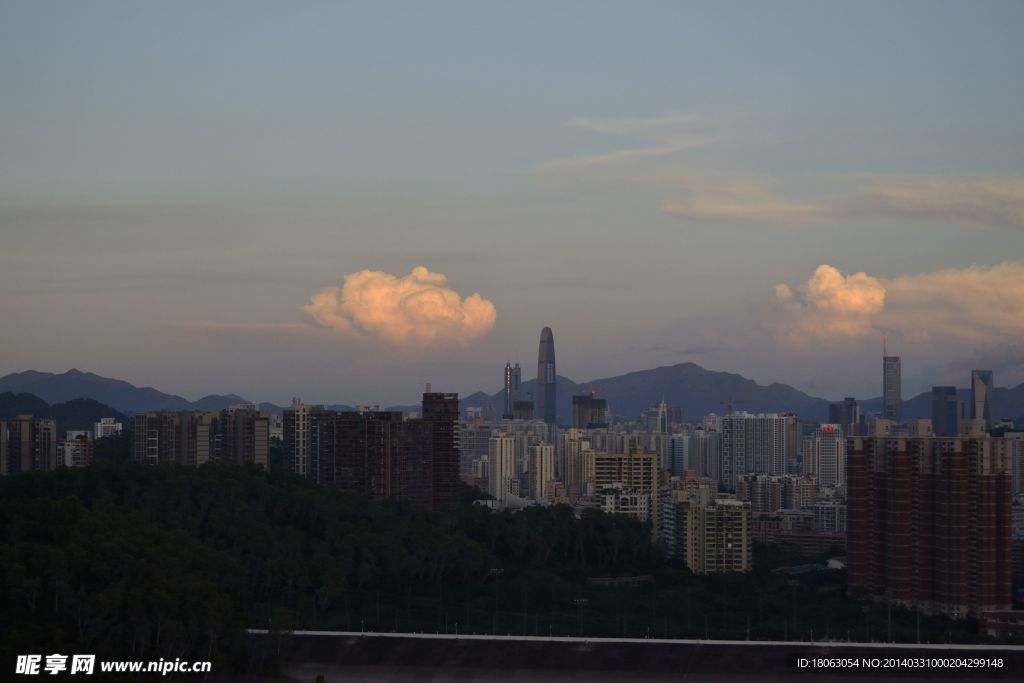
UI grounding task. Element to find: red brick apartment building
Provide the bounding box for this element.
[847,436,1013,619]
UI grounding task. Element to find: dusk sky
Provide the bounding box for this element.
[3,1,1024,405]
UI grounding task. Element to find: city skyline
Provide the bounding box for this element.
[3,2,1024,405]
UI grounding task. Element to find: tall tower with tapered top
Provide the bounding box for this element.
[536,327,557,424]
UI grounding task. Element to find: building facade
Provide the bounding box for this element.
[847,435,1013,618]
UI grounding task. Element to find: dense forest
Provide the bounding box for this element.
[0,459,1006,679]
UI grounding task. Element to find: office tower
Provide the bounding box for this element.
[93,417,123,440]
[488,433,516,502]
[536,327,557,424]
[0,416,58,475]
[572,393,608,429]
[503,362,521,419]
[218,405,269,468]
[883,353,902,422]
[847,436,1013,618]
[660,488,751,573]
[61,431,92,468]
[931,386,962,437]
[421,392,460,512]
[972,370,995,430]
[803,424,846,488]
[668,433,688,477]
[645,399,668,433]
[828,397,860,437]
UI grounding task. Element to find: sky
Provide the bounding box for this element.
[2,1,1024,405]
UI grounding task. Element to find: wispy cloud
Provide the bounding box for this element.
[536,114,713,175]
[837,175,1024,230]
[665,173,1024,231]
[538,114,1024,232]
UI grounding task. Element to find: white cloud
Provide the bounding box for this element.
[773,262,1024,346]
[302,266,497,346]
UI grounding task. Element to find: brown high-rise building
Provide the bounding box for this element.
[313,393,460,513]
[131,408,266,468]
[421,392,459,513]
[847,436,1013,619]
[218,405,269,467]
[320,409,403,498]
[0,415,58,475]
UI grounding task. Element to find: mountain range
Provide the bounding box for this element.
[0,392,130,435]
[2,366,1022,425]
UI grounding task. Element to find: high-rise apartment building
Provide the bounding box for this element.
[93,417,123,440]
[0,415,58,475]
[488,433,516,502]
[660,487,751,574]
[284,398,335,482]
[803,424,846,489]
[688,427,720,482]
[594,448,659,525]
[131,408,265,468]
[719,412,797,489]
[931,386,962,437]
[511,400,534,421]
[420,392,460,513]
[320,409,403,499]
[536,327,557,424]
[503,362,521,419]
[529,442,555,500]
[61,431,92,468]
[847,435,1013,618]
[971,370,994,430]
[883,354,902,422]
[219,405,269,468]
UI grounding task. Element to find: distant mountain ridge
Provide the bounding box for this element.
[3,366,1022,425]
[461,363,834,422]
[0,370,253,414]
[0,392,129,435]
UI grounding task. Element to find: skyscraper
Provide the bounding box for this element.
[827,397,860,436]
[536,327,557,424]
[503,362,521,419]
[931,386,961,437]
[883,353,902,422]
[971,370,994,430]
[422,392,460,513]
